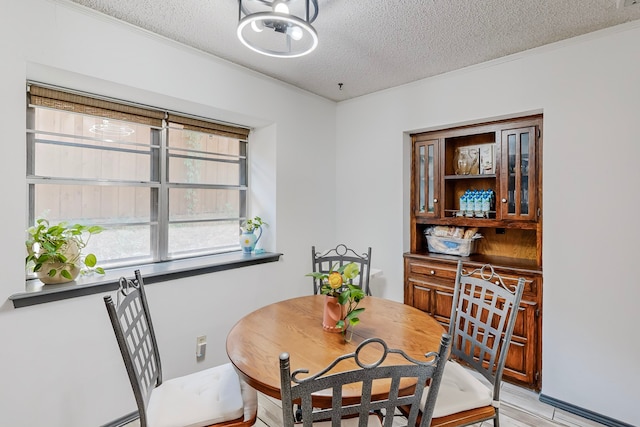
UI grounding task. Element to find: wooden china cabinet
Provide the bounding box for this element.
[404,114,543,390]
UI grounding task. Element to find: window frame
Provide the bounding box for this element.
[25,82,256,278]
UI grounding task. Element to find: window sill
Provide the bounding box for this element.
[10,251,282,309]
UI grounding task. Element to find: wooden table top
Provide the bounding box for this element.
[226,295,446,406]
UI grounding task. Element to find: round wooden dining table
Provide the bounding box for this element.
[226,295,447,407]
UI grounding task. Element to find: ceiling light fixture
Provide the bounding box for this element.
[89,119,135,138]
[237,0,319,58]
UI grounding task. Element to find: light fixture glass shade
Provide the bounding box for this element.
[237,0,319,58]
[89,119,135,138]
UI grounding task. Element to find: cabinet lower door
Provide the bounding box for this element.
[407,281,433,314]
[503,301,539,387]
[405,279,454,328]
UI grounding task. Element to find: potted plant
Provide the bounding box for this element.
[25,218,105,284]
[307,262,366,341]
[239,216,268,253]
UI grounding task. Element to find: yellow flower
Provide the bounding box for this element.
[327,272,343,289]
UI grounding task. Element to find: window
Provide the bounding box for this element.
[26,83,250,276]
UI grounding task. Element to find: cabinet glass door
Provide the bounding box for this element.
[415,139,439,217]
[500,127,537,221]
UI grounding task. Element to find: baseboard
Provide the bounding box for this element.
[539,394,634,427]
[100,411,138,427]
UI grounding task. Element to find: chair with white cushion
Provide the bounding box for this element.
[280,335,451,427]
[404,260,525,427]
[104,270,257,427]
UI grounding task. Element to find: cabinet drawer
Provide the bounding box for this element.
[407,259,539,299]
[407,260,458,280]
[487,268,539,299]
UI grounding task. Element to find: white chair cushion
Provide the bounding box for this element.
[310,414,382,426]
[239,371,258,422]
[147,363,246,427]
[421,360,493,418]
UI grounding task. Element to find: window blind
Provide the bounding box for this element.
[27,83,251,140]
[28,84,165,127]
[167,114,250,140]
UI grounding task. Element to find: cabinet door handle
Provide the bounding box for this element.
[433,198,438,203]
[430,270,436,275]
[501,198,507,203]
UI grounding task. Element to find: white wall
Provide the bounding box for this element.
[336,22,640,426]
[0,0,338,425]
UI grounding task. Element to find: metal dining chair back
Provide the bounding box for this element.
[104,270,161,424]
[449,261,525,388]
[424,260,526,427]
[104,270,257,427]
[280,335,451,427]
[311,244,373,295]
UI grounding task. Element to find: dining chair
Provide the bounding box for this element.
[311,244,373,295]
[280,334,451,427]
[103,270,257,427]
[403,260,525,427]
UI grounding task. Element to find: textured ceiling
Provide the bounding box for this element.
[67,0,640,102]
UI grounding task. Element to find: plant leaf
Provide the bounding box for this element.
[338,291,349,305]
[343,263,360,280]
[84,253,97,267]
[37,254,51,263]
[346,308,365,320]
[306,272,327,279]
[348,317,360,326]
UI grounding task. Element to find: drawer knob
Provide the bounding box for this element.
[430,270,436,275]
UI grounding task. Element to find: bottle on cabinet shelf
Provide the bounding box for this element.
[458,189,494,218]
[459,194,467,214]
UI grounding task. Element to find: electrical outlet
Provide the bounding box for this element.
[196,335,206,359]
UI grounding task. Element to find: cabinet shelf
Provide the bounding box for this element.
[444,209,496,219]
[444,174,496,180]
[415,216,539,230]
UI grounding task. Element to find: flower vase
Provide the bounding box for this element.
[35,240,81,284]
[343,323,354,343]
[323,295,346,333]
[240,227,262,254]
